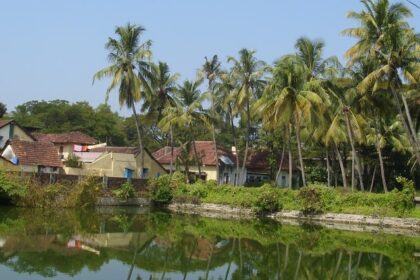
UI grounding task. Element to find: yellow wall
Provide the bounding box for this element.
[63,151,166,179]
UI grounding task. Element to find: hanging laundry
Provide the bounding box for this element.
[73,145,83,152]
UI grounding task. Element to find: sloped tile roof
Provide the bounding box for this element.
[153,141,236,166]
[10,139,62,167]
[0,119,13,128]
[246,150,297,171]
[32,131,97,145]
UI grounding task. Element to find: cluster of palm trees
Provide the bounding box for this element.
[94,0,419,190]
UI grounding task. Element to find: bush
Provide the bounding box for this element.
[112,182,135,199]
[148,175,173,205]
[64,153,82,168]
[298,186,323,214]
[254,189,282,215]
[75,176,101,207]
[0,168,28,202]
[393,176,415,215]
[305,166,328,184]
[170,171,186,188]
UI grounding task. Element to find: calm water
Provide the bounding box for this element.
[0,207,419,280]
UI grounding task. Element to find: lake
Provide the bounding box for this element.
[0,207,418,279]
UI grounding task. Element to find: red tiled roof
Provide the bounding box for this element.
[33,131,97,145]
[0,119,13,128]
[9,139,62,167]
[246,150,297,171]
[153,141,235,166]
[89,146,138,154]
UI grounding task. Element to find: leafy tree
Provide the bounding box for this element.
[0,102,7,118]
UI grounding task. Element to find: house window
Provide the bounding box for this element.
[141,168,149,178]
[9,124,15,139]
[124,168,134,180]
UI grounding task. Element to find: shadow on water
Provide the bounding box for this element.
[0,207,419,279]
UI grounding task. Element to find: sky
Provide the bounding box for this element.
[0,0,419,116]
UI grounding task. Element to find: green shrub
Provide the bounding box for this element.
[75,176,101,207]
[112,182,135,199]
[254,190,282,215]
[148,175,173,205]
[170,171,186,188]
[298,186,323,214]
[64,153,82,168]
[0,168,28,202]
[392,176,415,215]
[305,166,328,184]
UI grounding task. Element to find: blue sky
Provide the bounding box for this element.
[0,0,418,115]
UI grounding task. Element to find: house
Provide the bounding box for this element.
[245,150,300,187]
[0,139,62,173]
[153,143,301,186]
[0,119,35,149]
[32,131,98,160]
[64,145,167,179]
[153,141,236,184]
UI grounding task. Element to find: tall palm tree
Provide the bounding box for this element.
[343,0,420,165]
[256,55,325,187]
[142,61,179,122]
[228,49,266,185]
[202,55,222,183]
[214,71,241,185]
[159,79,209,179]
[93,23,152,174]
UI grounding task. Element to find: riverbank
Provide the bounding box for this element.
[95,197,420,236]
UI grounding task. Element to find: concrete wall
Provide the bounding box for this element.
[0,123,34,149]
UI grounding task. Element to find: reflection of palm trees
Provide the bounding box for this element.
[293,251,302,280]
[224,239,236,280]
[182,239,198,280]
[333,250,343,280]
[127,235,155,280]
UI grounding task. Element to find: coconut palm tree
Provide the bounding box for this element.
[214,71,241,185]
[159,79,209,179]
[142,61,179,122]
[255,55,325,187]
[343,0,420,165]
[228,49,266,185]
[202,55,222,183]
[93,23,152,173]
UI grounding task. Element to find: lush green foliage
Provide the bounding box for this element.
[112,182,135,199]
[148,175,174,205]
[64,153,82,168]
[254,187,283,214]
[0,168,28,202]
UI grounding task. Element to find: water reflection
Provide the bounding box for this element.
[0,207,418,279]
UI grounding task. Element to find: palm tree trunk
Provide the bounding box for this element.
[401,93,420,149]
[229,104,240,186]
[210,84,220,185]
[326,149,331,187]
[170,126,174,176]
[334,142,348,189]
[192,139,202,180]
[275,146,286,187]
[376,144,388,192]
[224,239,236,280]
[369,165,377,192]
[344,113,365,191]
[333,250,343,280]
[351,152,355,190]
[288,125,293,189]
[132,104,144,177]
[390,84,420,164]
[295,116,306,186]
[240,99,252,186]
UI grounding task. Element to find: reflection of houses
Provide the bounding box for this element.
[246,150,300,187]
[0,119,35,149]
[153,141,236,184]
[0,139,62,173]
